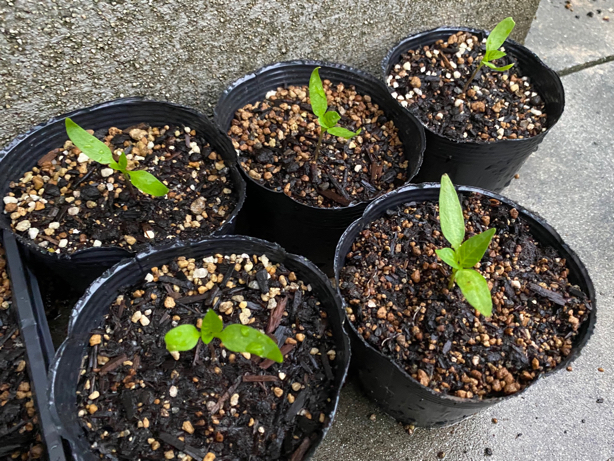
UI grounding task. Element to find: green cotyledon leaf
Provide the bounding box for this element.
[309,67,328,118]
[218,324,283,363]
[483,61,514,72]
[201,309,224,344]
[165,324,200,352]
[327,126,361,139]
[483,49,506,63]
[127,170,169,197]
[438,174,465,250]
[65,118,114,165]
[486,17,515,53]
[455,269,493,317]
[436,247,460,269]
[457,228,496,269]
[320,111,341,130]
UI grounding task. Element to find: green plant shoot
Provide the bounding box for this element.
[462,17,516,93]
[435,174,495,316]
[309,67,361,161]
[164,309,283,363]
[65,118,169,197]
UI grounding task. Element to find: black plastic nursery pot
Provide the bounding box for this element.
[334,183,596,427]
[49,235,351,461]
[0,97,247,292]
[215,60,425,276]
[2,230,67,461]
[382,27,565,192]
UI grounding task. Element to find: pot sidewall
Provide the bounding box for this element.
[334,182,596,426]
[381,28,565,192]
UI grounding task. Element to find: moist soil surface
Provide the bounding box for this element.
[339,193,592,399]
[77,253,339,461]
[4,124,238,255]
[0,245,44,459]
[228,81,409,208]
[387,31,548,143]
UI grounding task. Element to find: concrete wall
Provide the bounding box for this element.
[0,0,539,148]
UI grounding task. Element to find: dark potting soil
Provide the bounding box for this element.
[339,193,591,399]
[228,83,409,208]
[4,124,238,255]
[77,253,339,461]
[0,245,44,459]
[387,31,547,142]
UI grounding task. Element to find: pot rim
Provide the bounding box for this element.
[214,58,426,212]
[334,181,596,406]
[381,26,565,146]
[49,234,352,461]
[0,97,247,262]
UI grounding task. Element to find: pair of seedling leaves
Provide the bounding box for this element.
[165,309,284,363]
[65,118,169,197]
[309,67,360,161]
[463,17,516,93]
[436,174,495,317]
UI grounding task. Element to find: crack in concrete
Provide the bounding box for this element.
[558,55,614,77]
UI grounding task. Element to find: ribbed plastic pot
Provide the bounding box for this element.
[382,28,565,192]
[49,235,351,461]
[215,60,425,276]
[2,230,67,461]
[334,183,596,427]
[0,98,247,292]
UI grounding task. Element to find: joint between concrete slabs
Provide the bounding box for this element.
[558,55,614,77]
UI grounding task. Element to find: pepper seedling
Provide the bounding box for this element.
[435,174,495,316]
[164,309,283,363]
[65,118,169,197]
[309,67,361,161]
[462,17,516,93]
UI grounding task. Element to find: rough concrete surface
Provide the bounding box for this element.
[3,1,614,460]
[0,0,539,148]
[313,58,614,461]
[525,0,614,72]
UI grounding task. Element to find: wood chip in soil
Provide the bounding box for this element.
[228,81,409,208]
[76,253,340,460]
[339,193,591,399]
[387,31,547,142]
[0,245,44,459]
[4,124,239,255]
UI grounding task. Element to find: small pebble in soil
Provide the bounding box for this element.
[229,81,409,208]
[387,31,547,143]
[4,124,238,254]
[76,253,340,460]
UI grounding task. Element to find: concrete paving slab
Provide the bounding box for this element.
[313,61,614,461]
[525,0,614,72]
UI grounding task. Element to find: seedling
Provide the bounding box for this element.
[65,118,169,197]
[164,309,283,363]
[462,17,516,94]
[435,174,495,316]
[309,67,361,161]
